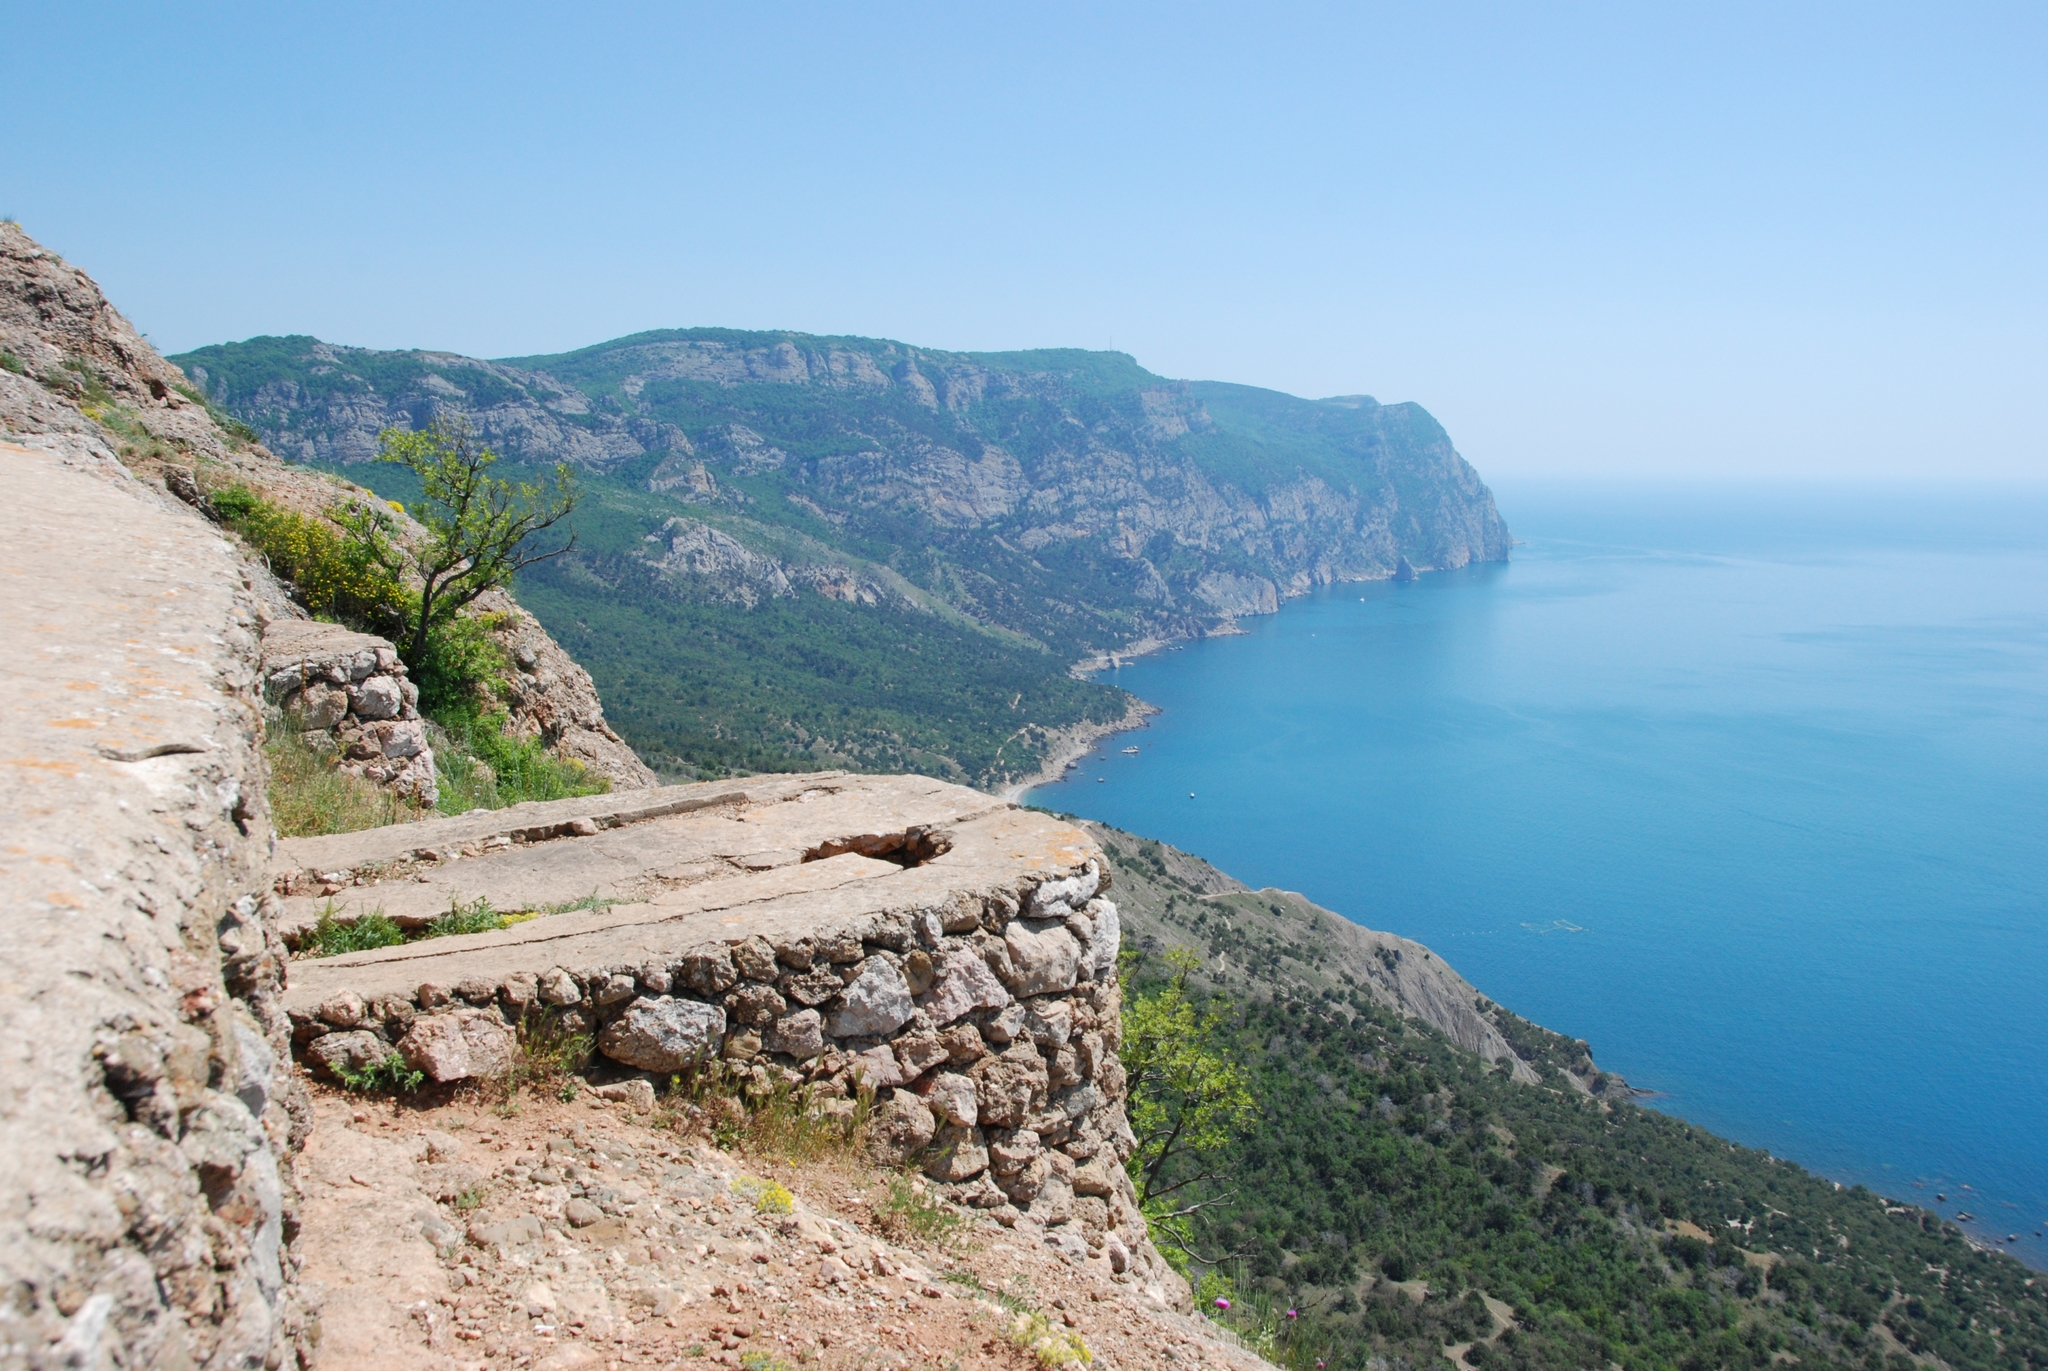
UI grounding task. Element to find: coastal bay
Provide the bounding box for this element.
[1031,479,2048,1268]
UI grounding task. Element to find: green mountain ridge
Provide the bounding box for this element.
[1090,821,2048,1371]
[171,329,1510,786]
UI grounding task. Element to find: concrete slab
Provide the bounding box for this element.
[281,774,1090,1016]
[274,772,1009,936]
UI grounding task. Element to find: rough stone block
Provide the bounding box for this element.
[597,996,725,1071]
[398,1010,515,1083]
[999,921,1080,996]
[827,958,913,1038]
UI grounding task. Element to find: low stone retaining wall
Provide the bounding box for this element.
[281,776,1176,1290]
[261,618,438,806]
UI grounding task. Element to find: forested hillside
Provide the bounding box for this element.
[171,330,1509,786]
[1090,822,2048,1371]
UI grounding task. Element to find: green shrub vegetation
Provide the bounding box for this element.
[213,479,606,824]
[369,418,578,669]
[210,483,410,630]
[430,706,608,813]
[1101,834,2048,1371]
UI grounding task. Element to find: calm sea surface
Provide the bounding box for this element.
[1028,480,2048,1267]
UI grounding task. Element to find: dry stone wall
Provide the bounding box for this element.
[279,778,1183,1301]
[260,618,438,806]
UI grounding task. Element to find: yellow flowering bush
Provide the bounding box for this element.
[212,485,407,628]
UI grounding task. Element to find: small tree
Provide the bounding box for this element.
[1120,946,1257,1263]
[368,417,578,671]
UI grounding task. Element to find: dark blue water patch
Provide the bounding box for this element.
[1030,481,2048,1267]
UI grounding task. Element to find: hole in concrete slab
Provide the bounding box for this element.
[801,825,952,868]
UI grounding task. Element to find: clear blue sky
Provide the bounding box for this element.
[8,3,2043,480]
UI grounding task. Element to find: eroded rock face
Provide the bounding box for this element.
[0,421,308,1366]
[598,997,727,1071]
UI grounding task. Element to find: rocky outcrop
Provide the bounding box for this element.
[0,221,660,1369]
[0,221,654,792]
[262,619,439,805]
[645,516,904,611]
[276,773,1183,1298]
[0,438,308,1370]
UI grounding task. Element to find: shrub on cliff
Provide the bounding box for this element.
[368,417,578,672]
[1119,947,1256,1266]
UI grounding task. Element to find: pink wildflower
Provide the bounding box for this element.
[1214,1297,1231,1311]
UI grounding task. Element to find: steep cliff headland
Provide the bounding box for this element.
[172,332,1509,788]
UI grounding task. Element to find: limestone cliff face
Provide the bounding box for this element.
[0,223,654,793]
[174,332,1512,647]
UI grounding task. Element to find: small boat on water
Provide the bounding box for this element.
[1121,746,1139,754]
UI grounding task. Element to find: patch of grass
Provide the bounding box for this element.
[453,1188,484,1212]
[337,1051,425,1094]
[265,719,423,837]
[1,349,24,375]
[666,1059,870,1163]
[505,1006,594,1100]
[945,1270,1033,1314]
[874,1176,968,1249]
[1008,1311,1092,1367]
[738,1352,791,1371]
[947,1275,1089,1366]
[298,905,406,958]
[539,890,620,916]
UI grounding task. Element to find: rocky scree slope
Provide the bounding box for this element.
[172,331,1510,787]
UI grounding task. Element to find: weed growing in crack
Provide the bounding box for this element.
[425,895,536,939]
[298,904,406,958]
[336,1051,424,1095]
[875,1176,968,1249]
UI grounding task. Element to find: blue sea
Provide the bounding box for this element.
[1028,480,2048,1267]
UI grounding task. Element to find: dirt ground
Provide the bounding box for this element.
[291,1082,1274,1371]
